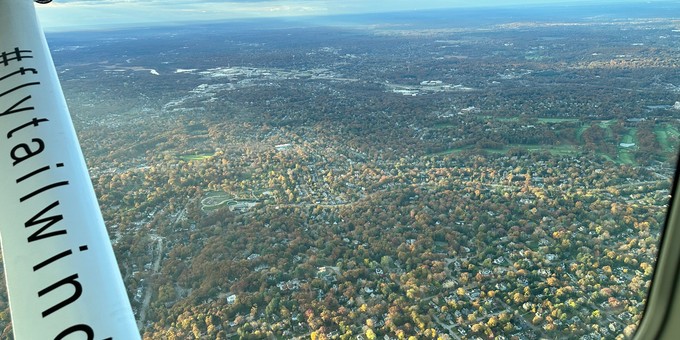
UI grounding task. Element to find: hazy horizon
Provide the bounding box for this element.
[36,0,673,32]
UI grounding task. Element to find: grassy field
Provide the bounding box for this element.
[655,124,680,153]
[576,125,588,143]
[599,120,614,140]
[527,144,579,155]
[655,126,670,151]
[201,192,233,211]
[536,118,579,123]
[476,116,580,124]
[431,147,470,156]
[431,144,580,156]
[598,120,613,128]
[478,116,519,122]
[620,128,636,144]
[617,150,635,165]
[430,117,680,166]
[201,191,260,212]
[179,153,214,161]
[431,139,637,165]
[617,128,637,165]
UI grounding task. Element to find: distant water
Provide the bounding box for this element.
[45,1,680,38]
[303,2,680,29]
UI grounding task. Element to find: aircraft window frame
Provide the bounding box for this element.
[634,155,680,339]
[7,1,679,339]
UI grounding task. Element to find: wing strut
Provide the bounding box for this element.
[0,0,140,338]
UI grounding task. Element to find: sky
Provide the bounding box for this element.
[35,0,655,32]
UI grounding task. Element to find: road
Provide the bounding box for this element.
[137,236,163,329]
[137,206,186,329]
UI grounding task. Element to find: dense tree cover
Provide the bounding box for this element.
[123,144,666,339]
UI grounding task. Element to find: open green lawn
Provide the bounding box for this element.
[618,150,635,165]
[620,128,636,144]
[430,146,471,156]
[201,192,233,211]
[617,127,637,165]
[598,120,613,128]
[484,144,580,155]
[656,124,680,153]
[536,118,579,123]
[477,116,579,124]
[527,144,579,155]
[599,120,614,140]
[655,127,669,151]
[430,118,654,165]
[179,153,214,161]
[431,144,579,156]
[478,116,519,122]
[576,125,588,143]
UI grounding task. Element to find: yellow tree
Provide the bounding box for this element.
[366,329,377,340]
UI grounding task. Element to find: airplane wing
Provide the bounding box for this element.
[0,0,140,338]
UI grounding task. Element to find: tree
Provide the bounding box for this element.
[366,329,377,340]
[591,309,601,319]
[487,316,498,327]
[471,323,482,333]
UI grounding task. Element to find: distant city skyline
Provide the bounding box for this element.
[35,0,667,31]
